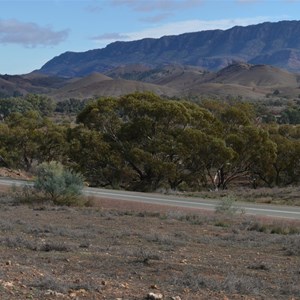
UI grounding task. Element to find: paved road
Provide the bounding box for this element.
[1,178,300,220]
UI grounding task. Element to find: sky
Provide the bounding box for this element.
[1,0,300,75]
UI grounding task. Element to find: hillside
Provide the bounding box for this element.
[0,73,70,97]
[105,62,300,100]
[211,63,300,87]
[50,72,178,100]
[1,62,300,101]
[39,20,300,77]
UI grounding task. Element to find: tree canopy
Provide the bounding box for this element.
[0,92,299,192]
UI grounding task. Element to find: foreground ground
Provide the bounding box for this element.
[0,194,299,300]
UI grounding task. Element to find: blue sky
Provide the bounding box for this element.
[1,0,300,75]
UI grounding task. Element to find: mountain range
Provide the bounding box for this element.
[1,20,300,101]
[39,20,300,77]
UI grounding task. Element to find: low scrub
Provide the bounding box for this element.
[14,161,86,206]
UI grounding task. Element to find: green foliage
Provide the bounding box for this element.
[268,124,300,186]
[24,94,56,116]
[77,92,222,191]
[0,112,68,170]
[33,161,84,205]
[55,98,88,114]
[0,92,299,191]
[0,94,55,118]
[0,98,33,118]
[279,107,300,124]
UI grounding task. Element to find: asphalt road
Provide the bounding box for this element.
[1,178,300,220]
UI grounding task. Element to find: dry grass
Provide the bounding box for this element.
[0,193,299,299]
[192,186,300,206]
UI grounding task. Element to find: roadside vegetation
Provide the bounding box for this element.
[13,161,85,206]
[0,92,299,194]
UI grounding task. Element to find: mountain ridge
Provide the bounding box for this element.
[39,20,300,77]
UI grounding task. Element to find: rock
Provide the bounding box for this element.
[121,283,129,289]
[69,292,77,298]
[44,290,65,297]
[6,260,11,266]
[171,297,181,300]
[150,284,159,289]
[147,292,163,300]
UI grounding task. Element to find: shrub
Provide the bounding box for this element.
[33,161,84,205]
[215,196,238,215]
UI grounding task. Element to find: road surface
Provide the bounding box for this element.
[0,178,300,220]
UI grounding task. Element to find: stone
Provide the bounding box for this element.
[150,284,159,289]
[147,292,163,300]
[44,290,65,297]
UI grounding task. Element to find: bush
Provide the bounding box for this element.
[215,196,238,215]
[33,161,84,205]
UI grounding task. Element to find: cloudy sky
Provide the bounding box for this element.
[1,0,300,74]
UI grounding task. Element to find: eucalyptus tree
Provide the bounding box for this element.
[77,92,225,191]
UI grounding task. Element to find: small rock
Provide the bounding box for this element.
[171,297,181,300]
[121,283,129,289]
[69,291,77,298]
[6,260,11,266]
[44,290,65,297]
[150,284,159,289]
[147,292,163,300]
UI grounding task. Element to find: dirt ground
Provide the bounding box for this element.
[0,195,299,300]
[0,168,31,180]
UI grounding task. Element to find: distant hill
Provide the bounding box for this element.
[49,72,178,100]
[39,20,300,77]
[0,74,65,97]
[209,63,300,87]
[183,63,300,99]
[50,62,300,100]
[1,62,300,101]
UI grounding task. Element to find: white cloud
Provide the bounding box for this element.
[0,19,69,47]
[139,13,173,23]
[111,0,202,12]
[125,16,277,40]
[91,32,130,40]
[92,16,282,47]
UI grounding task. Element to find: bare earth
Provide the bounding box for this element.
[0,195,299,300]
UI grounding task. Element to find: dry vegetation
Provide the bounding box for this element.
[189,186,300,206]
[0,193,299,300]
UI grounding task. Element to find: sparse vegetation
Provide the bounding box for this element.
[0,198,298,299]
[14,161,85,206]
[215,196,238,215]
[34,161,84,205]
